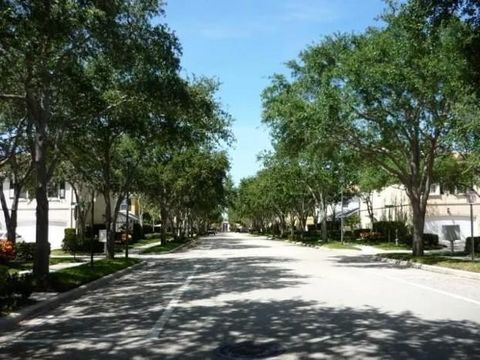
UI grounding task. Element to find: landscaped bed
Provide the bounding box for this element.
[7,257,86,274]
[290,238,360,251]
[380,253,480,273]
[317,241,360,250]
[48,258,141,292]
[131,236,163,249]
[140,240,188,254]
[1,258,141,316]
[355,241,411,251]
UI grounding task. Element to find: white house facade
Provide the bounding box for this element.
[359,184,480,246]
[0,179,76,249]
[0,179,141,249]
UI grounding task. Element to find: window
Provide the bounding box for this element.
[47,182,66,199]
[429,184,441,196]
[8,179,27,199]
[442,225,461,242]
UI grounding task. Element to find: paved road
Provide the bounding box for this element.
[1,233,480,359]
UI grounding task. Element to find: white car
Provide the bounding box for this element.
[0,232,24,242]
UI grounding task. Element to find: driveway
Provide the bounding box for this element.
[1,233,479,359]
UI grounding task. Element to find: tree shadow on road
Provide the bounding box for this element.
[2,240,479,359]
[4,297,479,359]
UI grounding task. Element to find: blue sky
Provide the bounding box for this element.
[164,0,386,184]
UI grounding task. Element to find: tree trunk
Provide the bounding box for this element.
[7,192,19,244]
[411,199,425,256]
[103,190,115,259]
[160,206,167,243]
[33,126,50,280]
[0,179,12,240]
[365,193,375,229]
[0,177,27,244]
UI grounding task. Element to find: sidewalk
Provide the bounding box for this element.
[17,240,165,275]
[341,244,480,281]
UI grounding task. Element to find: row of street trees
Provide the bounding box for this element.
[230,0,480,256]
[0,1,232,280]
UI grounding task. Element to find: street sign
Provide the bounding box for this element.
[99,229,107,243]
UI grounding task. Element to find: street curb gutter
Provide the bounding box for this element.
[136,238,198,256]
[163,239,197,253]
[375,256,480,281]
[0,260,144,333]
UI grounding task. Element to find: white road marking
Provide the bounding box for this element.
[149,266,199,338]
[373,272,480,306]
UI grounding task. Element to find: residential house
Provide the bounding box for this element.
[0,178,140,249]
[358,184,479,246]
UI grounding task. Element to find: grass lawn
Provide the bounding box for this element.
[131,236,162,249]
[380,253,480,273]
[318,241,360,250]
[140,240,186,254]
[7,257,86,274]
[51,249,105,256]
[48,258,141,292]
[355,241,411,251]
[290,237,360,251]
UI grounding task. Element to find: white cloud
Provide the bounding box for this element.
[197,22,275,40]
[280,0,341,23]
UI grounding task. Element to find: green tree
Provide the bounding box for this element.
[261,2,474,255]
[0,1,182,277]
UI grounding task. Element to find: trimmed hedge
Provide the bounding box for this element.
[132,223,144,242]
[404,233,439,248]
[360,232,384,242]
[16,242,36,261]
[353,228,371,239]
[145,232,161,240]
[62,230,104,254]
[0,265,33,312]
[62,228,77,253]
[327,230,353,241]
[465,236,480,253]
[372,221,409,242]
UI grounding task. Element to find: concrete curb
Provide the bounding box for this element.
[0,260,144,333]
[136,238,198,255]
[286,239,361,251]
[375,256,480,281]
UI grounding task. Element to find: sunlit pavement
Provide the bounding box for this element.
[1,233,480,359]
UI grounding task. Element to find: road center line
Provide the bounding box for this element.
[372,272,480,306]
[149,266,199,339]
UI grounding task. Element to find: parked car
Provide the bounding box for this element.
[207,228,216,235]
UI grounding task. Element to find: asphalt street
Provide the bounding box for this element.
[1,233,480,359]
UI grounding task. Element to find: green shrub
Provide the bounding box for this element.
[360,231,384,242]
[7,273,34,299]
[465,236,480,253]
[372,221,409,242]
[63,230,104,254]
[404,233,440,248]
[353,228,371,239]
[143,225,154,234]
[132,223,144,242]
[145,232,161,240]
[423,233,439,248]
[62,228,77,253]
[16,242,36,261]
[327,230,341,240]
[0,265,9,298]
[0,267,34,312]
